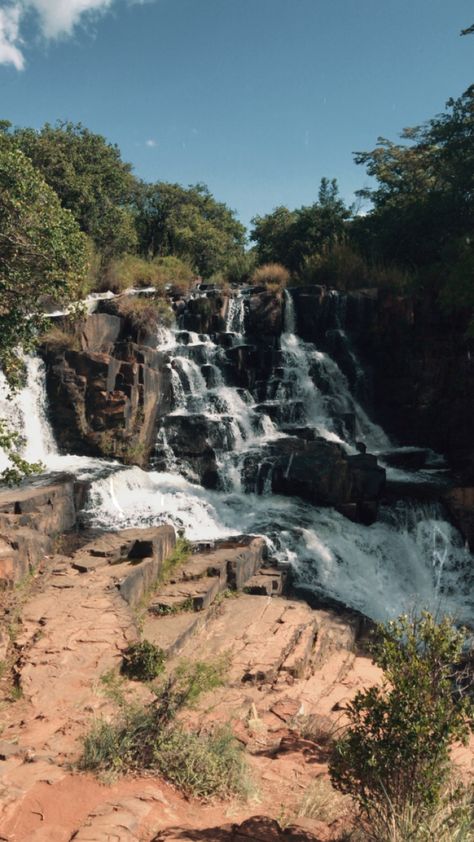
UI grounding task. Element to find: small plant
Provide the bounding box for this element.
[251,262,290,290]
[98,668,126,706]
[113,296,174,335]
[121,640,166,682]
[39,324,80,353]
[330,611,474,840]
[80,656,245,799]
[170,654,229,707]
[293,712,337,753]
[298,776,351,823]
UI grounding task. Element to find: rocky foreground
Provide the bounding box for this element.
[0,477,387,842]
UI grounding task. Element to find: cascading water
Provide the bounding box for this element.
[2,288,473,626]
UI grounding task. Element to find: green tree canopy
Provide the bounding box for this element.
[0,139,88,385]
[11,121,137,260]
[135,181,246,277]
[250,178,351,273]
[353,85,474,268]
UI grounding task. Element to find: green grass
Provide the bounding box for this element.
[80,655,247,799]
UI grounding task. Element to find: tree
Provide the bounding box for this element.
[250,178,350,273]
[330,612,473,838]
[135,181,246,277]
[0,140,88,385]
[353,86,474,269]
[12,121,137,260]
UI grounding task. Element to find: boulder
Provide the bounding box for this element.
[271,438,385,521]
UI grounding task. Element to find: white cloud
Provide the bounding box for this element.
[27,0,114,39]
[145,138,157,147]
[0,5,24,70]
[0,0,147,69]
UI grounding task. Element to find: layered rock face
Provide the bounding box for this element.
[0,475,80,586]
[291,285,474,545]
[41,308,172,466]
[292,286,474,474]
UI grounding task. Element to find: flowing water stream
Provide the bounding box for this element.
[1,289,472,624]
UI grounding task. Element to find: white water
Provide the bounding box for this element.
[84,465,473,624]
[1,289,472,626]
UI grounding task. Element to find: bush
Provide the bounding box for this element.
[153,724,250,799]
[329,612,474,840]
[298,777,351,824]
[121,640,166,682]
[152,256,196,296]
[101,255,165,293]
[251,262,290,290]
[298,241,410,292]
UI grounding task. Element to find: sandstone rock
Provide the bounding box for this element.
[41,318,172,466]
[152,816,322,841]
[81,313,122,353]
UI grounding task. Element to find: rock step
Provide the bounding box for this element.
[311,611,358,671]
[243,567,287,596]
[75,526,176,569]
[170,595,318,686]
[239,618,311,685]
[148,576,222,614]
[144,538,268,620]
[142,608,213,656]
[280,620,318,679]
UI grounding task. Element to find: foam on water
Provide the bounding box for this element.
[83,465,473,624]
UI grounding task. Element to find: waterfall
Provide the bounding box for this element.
[2,289,472,628]
[0,358,58,471]
[226,293,245,335]
[283,288,296,335]
[84,468,473,625]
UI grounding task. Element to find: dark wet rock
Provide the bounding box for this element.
[247,290,284,336]
[271,437,385,522]
[379,447,431,471]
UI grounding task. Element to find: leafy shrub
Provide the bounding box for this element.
[330,612,474,840]
[251,262,290,290]
[121,640,166,682]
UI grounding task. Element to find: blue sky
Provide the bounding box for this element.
[0,0,472,230]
